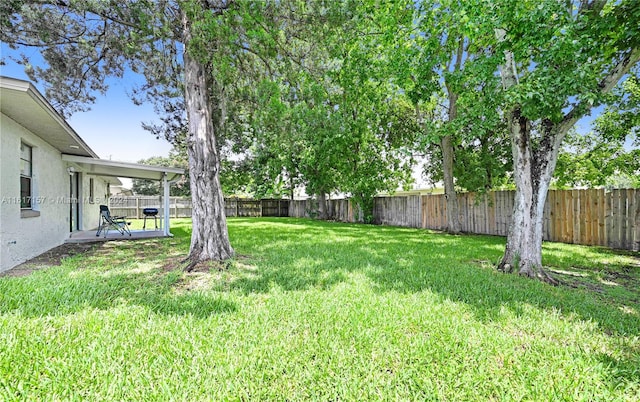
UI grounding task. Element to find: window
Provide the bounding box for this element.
[20,142,32,209]
[89,178,95,203]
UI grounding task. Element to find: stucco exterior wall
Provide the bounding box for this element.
[1,113,70,272]
[80,174,110,231]
[0,114,114,272]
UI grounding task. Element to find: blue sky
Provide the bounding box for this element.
[1,44,173,164]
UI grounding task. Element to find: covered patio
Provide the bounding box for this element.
[62,154,184,242]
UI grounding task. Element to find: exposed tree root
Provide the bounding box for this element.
[497,258,559,285]
[182,255,233,273]
[519,268,559,286]
[183,257,198,273]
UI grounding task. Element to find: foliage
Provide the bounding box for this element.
[484,2,640,195]
[421,130,512,193]
[343,0,512,228]
[555,75,640,189]
[487,0,640,123]
[555,130,640,189]
[248,76,343,200]
[595,76,640,144]
[1,218,639,400]
[243,3,419,212]
[131,154,191,196]
[0,1,181,118]
[322,1,419,218]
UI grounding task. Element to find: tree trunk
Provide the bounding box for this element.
[182,15,234,268]
[289,176,295,201]
[442,76,461,234]
[441,134,461,234]
[317,192,327,220]
[495,34,558,283]
[497,110,561,284]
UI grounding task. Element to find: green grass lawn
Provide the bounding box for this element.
[1,218,638,400]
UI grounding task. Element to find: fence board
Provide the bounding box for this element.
[496,192,503,235]
[597,189,606,246]
[594,188,603,246]
[584,189,592,245]
[611,190,620,249]
[544,190,553,241]
[562,191,570,243]
[465,193,473,233]
[619,189,627,249]
[571,190,579,244]
[552,191,560,241]
[624,190,631,250]
[624,189,634,250]
[590,189,599,246]
[487,192,495,235]
[578,189,586,244]
[635,190,640,251]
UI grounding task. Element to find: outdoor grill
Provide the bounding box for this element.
[143,208,158,230]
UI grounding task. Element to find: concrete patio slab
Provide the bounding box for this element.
[66,229,170,243]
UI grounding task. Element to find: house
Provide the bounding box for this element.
[0,76,183,273]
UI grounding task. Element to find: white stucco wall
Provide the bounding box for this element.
[1,113,71,272]
[79,174,111,231]
[0,114,116,272]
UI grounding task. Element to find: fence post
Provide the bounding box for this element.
[136,197,140,219]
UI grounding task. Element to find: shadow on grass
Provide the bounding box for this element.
[227,218,640,337]
[0,237,235,319]
[227,218,640,386]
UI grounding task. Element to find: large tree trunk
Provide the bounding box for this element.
[497,110,562,284]
[495,32,559,283]
[441,134,461,234]
[182,16,234,268]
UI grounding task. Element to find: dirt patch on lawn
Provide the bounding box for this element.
[0,242,99,278]
[161,256,187,272]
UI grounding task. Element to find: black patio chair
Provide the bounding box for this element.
[96,205,131,238]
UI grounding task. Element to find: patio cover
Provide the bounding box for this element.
[62,154,184,236]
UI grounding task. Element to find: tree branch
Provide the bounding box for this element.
[559,47,640,133]
[578,0,607,16]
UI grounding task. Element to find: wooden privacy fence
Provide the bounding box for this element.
[108,196,289,219]
[288,198,354,222]
[289,189,640,251]
[108,196,193,219]
[419,189,639,251]
[109,190,639,251]
[224,198,289,217]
